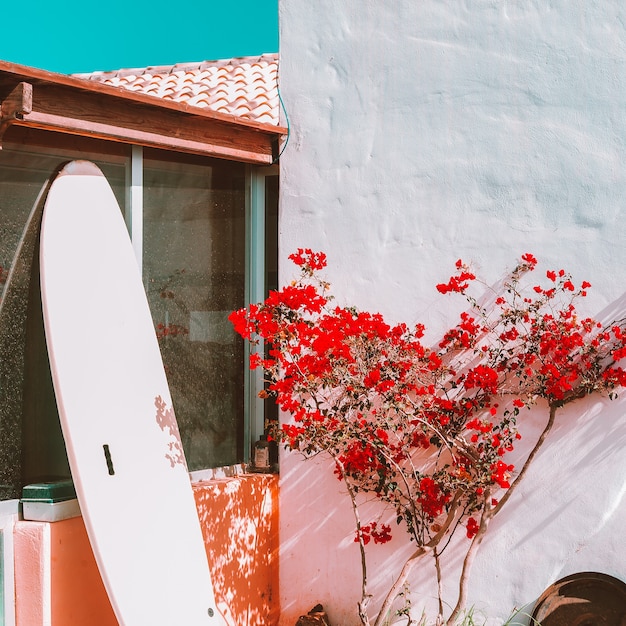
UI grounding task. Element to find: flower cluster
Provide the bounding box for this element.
[465,517,479,539]
[436,259,476,294]
[289,248,328,274]
[230,250,626,557]
[356,522,393,546]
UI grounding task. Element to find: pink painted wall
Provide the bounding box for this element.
[14,522,50,626]
[13,475,279,626]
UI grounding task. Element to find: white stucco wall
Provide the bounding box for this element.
[277,2,626,624]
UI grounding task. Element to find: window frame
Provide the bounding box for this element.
[245,164,279,462]
[123,146,275,474]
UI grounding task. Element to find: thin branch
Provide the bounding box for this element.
[492,404,557,516]
[338,458,372,626]
[373,546,431,626]
[373,491,463,626]
[373,443,421,532]
[434,548,444,625]
[443,402,559,624]
[445,493,493,625]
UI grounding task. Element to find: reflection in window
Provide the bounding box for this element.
[143,153,246,470]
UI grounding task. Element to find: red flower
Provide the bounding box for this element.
[228,308,255,339]
[464,365,499,394]
[491,461,514,489]
[613,346,626,361]
[288,248,327,271]
[418,477,451,519]
[364,368,381,387]
[521,253,537,267]
[466,517,479,539]
[356,522,392,545]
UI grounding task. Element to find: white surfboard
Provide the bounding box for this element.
[39,160,226,625]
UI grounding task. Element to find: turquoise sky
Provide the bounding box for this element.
[0,0,278,74]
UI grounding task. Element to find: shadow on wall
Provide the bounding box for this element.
[279,389,626,626]
[465,389,626,624]
[404,378,626,622]
[277,450,478,624]
[193,474,280,626]
[277,289,626,625]
[277,452,397,625]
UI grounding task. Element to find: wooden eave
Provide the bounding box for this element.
[0,60,287,164]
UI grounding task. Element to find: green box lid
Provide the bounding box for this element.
[22,479,76,503]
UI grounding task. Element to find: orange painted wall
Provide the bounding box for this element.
[193,474,280,626]
[13,474,279,626]
[50,517,119,624]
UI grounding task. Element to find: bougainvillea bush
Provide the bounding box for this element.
[229,249,626,626]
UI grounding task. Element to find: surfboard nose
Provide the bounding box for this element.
[56,160,104,177]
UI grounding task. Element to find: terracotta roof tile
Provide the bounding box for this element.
[74,54,280,126]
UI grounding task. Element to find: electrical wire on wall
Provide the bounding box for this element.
[273,60,290,164]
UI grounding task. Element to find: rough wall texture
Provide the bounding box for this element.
[278,2,626,624]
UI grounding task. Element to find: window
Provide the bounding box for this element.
[0,134,127,500]
[142,151,247,470]
[0,129,276,499]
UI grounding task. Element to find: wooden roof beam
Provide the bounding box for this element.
[0,80,284,164]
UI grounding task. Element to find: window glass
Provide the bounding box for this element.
[143,152,246,470]
[0,137,126,499]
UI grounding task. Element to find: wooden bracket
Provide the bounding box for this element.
[0,82,33,145]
